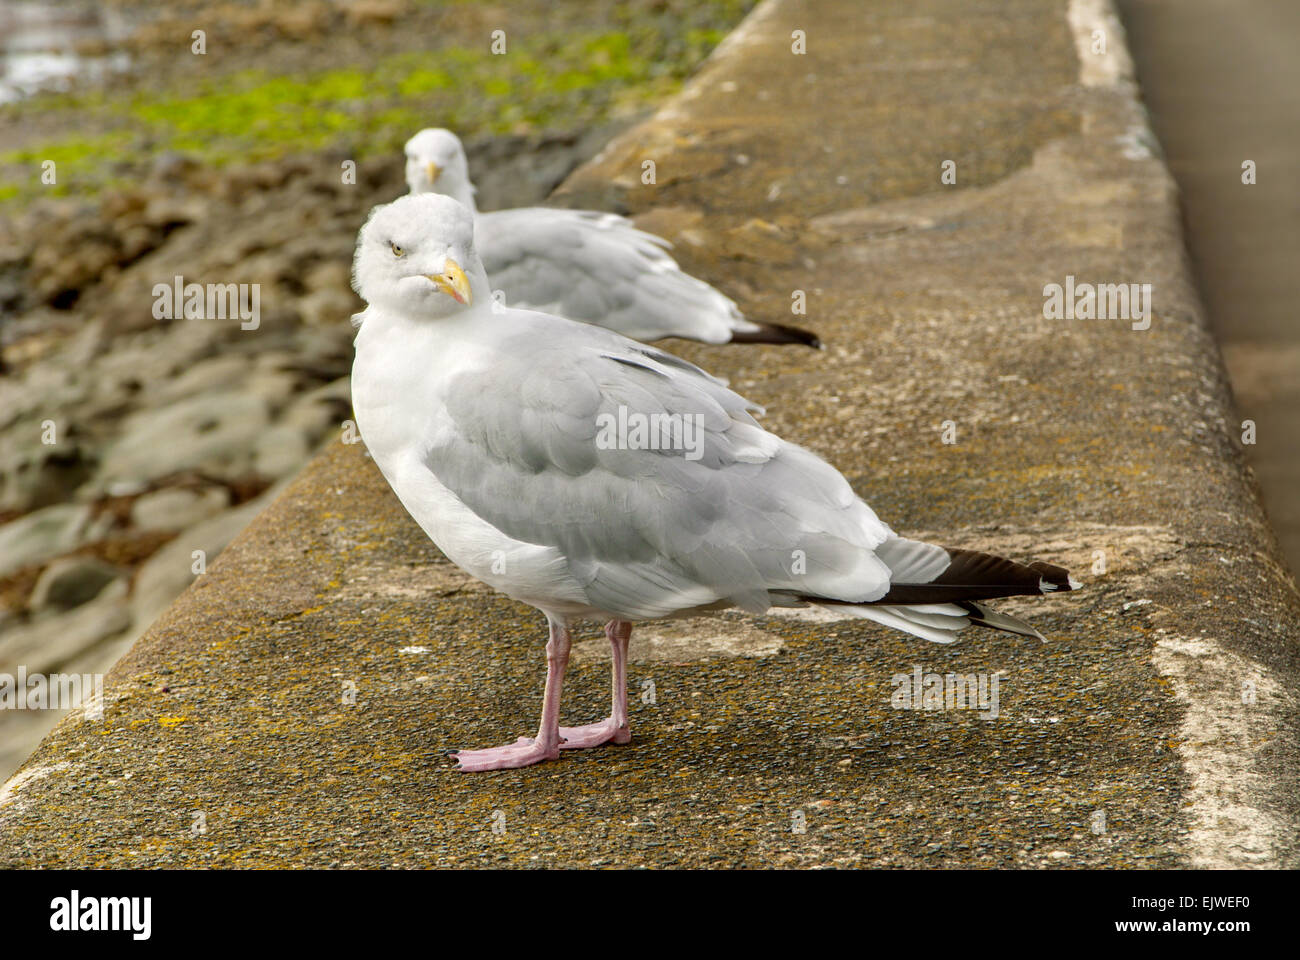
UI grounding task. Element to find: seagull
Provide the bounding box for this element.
[402,127,821,348]
[350,194,1080,772]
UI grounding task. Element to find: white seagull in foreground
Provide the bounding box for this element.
[350,195,1079,771]
[402,127,821,348]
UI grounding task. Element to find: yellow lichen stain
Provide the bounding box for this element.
[158,716,189,727]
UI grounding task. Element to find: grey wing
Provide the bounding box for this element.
[426,316,892,618]
[475,208,755,344]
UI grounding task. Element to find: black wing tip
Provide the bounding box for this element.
[1028,561,1080,593]
[958,601,1049,642]
[867,547,1081,604]
[730,322,823,349]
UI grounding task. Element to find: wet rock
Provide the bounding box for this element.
[304,260,352,294]
[470,127,624,211]
[253,424,313,480]
[0,504,95,579]
[244,368,303,412]
[299,261,357,327]
[297,287,357,327]
[283,376,353,435]
[148,152,201,184]
[129,486,231,532]
[91,389,272,492]
[129,489,279,634]
[152,355,259,405]
[1,580,130,677]
[345,0,408,27]
[141,196,207,230]
[29,557,122,612]
[251,376,353,479]
[92,317,221,385]
[0,439,95,514]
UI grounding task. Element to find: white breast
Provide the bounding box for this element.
[351,312,593,618]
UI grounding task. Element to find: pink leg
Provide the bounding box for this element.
[559,619,633,749]
[453,617,571,772]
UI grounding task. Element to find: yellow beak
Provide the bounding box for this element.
[425,259,471,305]
[425,162,441,184]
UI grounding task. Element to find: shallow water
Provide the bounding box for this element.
[0,0,130,104]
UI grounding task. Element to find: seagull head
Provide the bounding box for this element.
[353,194,488,319]
[404,127,476,210]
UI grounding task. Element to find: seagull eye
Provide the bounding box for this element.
[390,242,405,257]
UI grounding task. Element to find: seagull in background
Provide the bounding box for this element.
[350,194,1079,772]
[402,127,821,348]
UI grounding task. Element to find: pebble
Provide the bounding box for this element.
[29,556,122,611]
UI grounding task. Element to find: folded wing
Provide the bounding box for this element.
[425,315,887,618]
[476,208,818,346]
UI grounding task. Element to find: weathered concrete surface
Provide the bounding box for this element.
[2,0,1297,868]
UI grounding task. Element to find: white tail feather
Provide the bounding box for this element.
[820,603,970,644]
[817,600,1049,644]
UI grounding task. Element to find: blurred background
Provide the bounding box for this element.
[1116,0,1300,573]
[0,0,1296,783]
